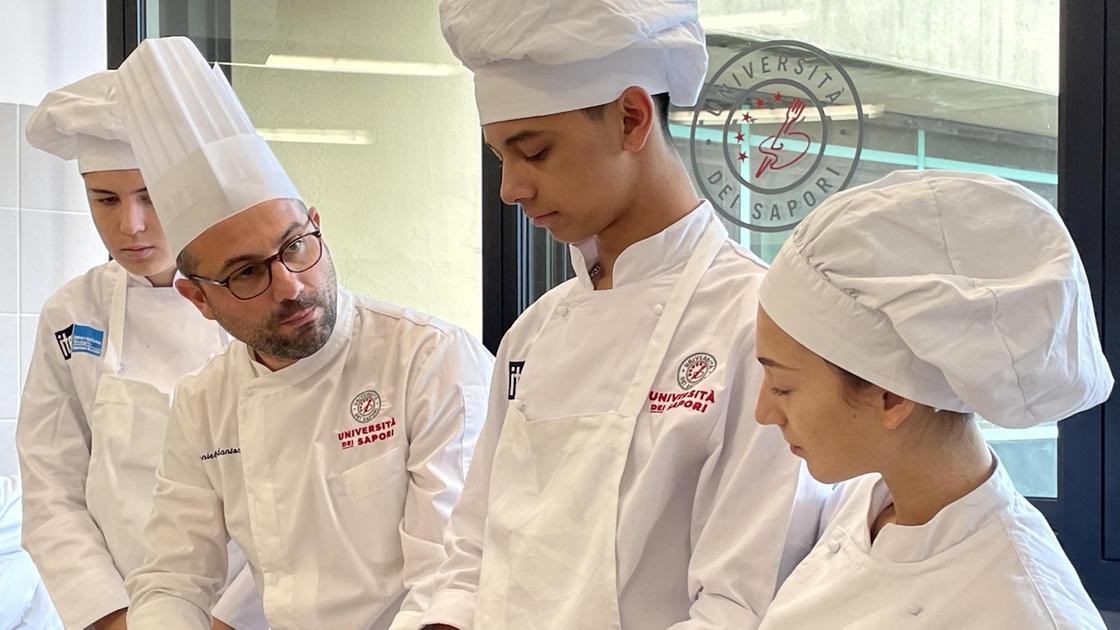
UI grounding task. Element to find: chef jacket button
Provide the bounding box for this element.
[827,541,841,554]
[653,303,664,315]
[557,305,569,317]
[907,604,922,616]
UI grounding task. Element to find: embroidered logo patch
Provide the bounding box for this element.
[54,324,105,360]
[508,361,526,400]
[678,353,717,390]
[350,390,382,423]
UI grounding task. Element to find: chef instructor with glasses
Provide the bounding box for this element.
[117,37,493,630]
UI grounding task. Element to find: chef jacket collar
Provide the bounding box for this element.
[857,451,1014,563]
[569,200,719,289]
[117,261,154,288]
[244,285,355,388]
[117,261,194,289]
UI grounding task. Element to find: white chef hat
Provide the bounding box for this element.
[25,71,138,174]
[116,36,302,255]
[759,170,1113,429]
[440,0,708,125]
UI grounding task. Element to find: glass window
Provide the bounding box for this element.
[526,1,1060,498]
[147,0,484,337]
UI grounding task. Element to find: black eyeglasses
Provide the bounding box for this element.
[190,230,324,300]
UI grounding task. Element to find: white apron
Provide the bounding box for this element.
[475,217,725,630]
[84,267,225,577]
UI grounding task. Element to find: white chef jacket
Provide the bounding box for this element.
[16,261,260,629]
[125,287,493,630]
[759,458,1106,629]
[1,475,63,629]
[421,202,826,630]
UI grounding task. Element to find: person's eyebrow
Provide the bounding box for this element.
[216,220,305,276]
[758,356,797,370]
[504,129,544,146]
[88,187,148,195]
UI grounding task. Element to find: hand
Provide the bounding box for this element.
[212,618,235,630]
[93,609,128,630]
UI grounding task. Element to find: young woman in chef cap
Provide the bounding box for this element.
[754,169,1110,629]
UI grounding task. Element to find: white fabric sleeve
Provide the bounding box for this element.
[17,315,129,630]
[416,335,514,630]
[668,336,826,630]
[125,390,229,630]
[389,327,493,628]
[210,560,267,630]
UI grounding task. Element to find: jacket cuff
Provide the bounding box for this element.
[127,596,211,630]
[55,575,129,630]
[418,588,475,630]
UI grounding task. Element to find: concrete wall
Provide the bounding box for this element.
[230,0,483,336]
[700,0,1059,93]
[0,1,107,104]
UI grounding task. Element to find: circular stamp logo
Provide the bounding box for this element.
[350,390,382,423]
[678,353,717,390]
[689,40,864,233]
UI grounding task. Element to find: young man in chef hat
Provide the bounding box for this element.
[19,70,265,630]
[753,170,1111,629]
[418,1,826,629]
[114,37,493,630]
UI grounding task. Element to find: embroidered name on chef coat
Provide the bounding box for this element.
[54,323,105,360]
[338,418,398,450]
[199,447,241,461]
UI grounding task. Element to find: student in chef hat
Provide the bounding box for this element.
[420,2,826,629]
[754,169,1111,630]
[19,68,265,630]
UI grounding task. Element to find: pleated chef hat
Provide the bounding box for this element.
[116,36,301,255]
[759,170,1113,429]
[25,71,137,174]
[440,0,708,125]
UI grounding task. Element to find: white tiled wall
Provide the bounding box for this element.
[0,104,17,208]
[0,101,107,477]
[19,209,105,313]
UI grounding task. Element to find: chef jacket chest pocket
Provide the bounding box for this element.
[326,447,409,564]
[327,446,408,499]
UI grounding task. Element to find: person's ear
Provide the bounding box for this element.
[879,390,917,431]
[616,86,656,153]
[308,205,321,228]
[175,278,216,321]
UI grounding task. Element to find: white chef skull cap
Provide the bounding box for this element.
[440,0,708,125]
[760,170,1113,429]
[117,36,302,255]
[25,71,138,174]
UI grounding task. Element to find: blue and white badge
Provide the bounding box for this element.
[55,324,105,360]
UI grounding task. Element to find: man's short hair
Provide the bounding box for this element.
[176,249,198,276]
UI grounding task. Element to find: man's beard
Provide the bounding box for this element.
[212,266,339,362]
